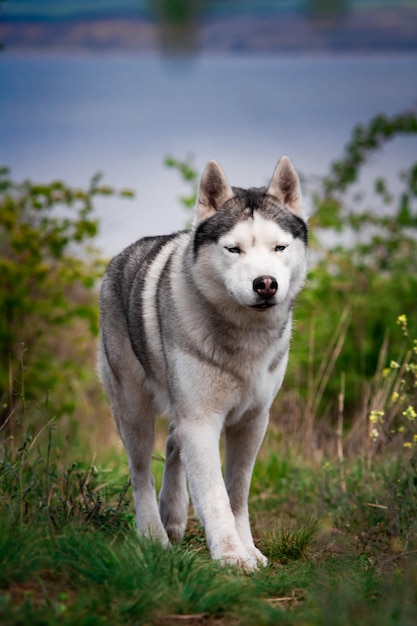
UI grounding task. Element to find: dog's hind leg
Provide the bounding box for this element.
[159,422,189,542]
[121,398,169,545]
[101,355,169,545]
[224,411,269,566]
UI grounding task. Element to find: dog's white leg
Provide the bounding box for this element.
[224,412,269,567]
[176,416,259,570]
[106,376,168,545]
[124,421,169,545]
[159,422,189,542]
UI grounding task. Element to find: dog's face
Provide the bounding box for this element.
[192,157,308,313]
[216,212,307,310]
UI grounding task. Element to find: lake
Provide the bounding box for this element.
[1,52,416,255]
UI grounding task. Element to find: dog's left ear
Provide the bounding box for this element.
[196,160,234,223]
[267,156,304,218]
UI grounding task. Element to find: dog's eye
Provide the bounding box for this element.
[226,246,241,254]
[275,245,287,252]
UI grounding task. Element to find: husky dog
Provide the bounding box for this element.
[98,156,308,569]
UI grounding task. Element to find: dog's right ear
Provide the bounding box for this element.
[267,156,304,218]
[196,160,234,223]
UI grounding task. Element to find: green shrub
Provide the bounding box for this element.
[0,169,133,431]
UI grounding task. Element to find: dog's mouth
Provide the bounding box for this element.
[250,301,277,311]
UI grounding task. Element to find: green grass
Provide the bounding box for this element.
[1,425,417,625]
[262,518,319,564]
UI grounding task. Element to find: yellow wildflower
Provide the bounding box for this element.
[403,406,417,421]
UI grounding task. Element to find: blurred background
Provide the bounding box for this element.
[1,0,416,253]
[1,0,417,456]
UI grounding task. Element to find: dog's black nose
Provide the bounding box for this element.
[253,276,278,299]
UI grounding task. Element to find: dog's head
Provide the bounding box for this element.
[191,157,308,312]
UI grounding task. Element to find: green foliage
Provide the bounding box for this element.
[362,315,417,459]
[0,168,133,429]
[296,110,417,420]
[323,111,417,193]
[262,518,318,564]
[0,422,132,532]
[165,154,198,209]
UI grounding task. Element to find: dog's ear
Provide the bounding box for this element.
[267,156,303,218]
[196,160,234,222]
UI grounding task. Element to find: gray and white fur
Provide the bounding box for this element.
[98,156,308,569]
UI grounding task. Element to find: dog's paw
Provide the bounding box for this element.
[211,541,263,571]
[137,524,170,547]
[159,500,188,543]
[245,545,268,567]
[163,519,187,543]
[218,546,268,570]
[219,551,260,571]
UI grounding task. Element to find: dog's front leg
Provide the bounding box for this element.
[176,416,259,570]
[224,411,269,567]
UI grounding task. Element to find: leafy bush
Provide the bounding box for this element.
[0,168,133,432]
[296,110,417,426]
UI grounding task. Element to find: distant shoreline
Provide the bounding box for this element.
[1,9,417,54]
